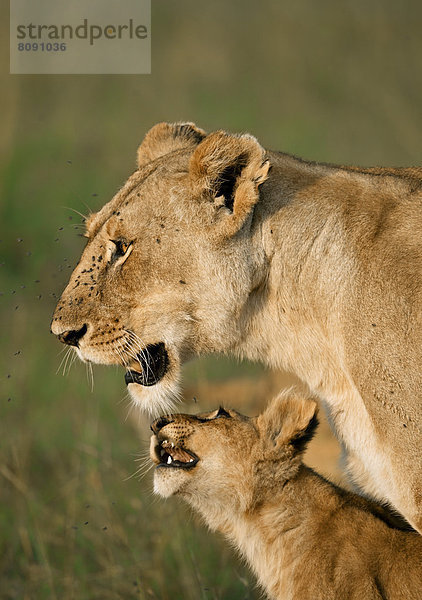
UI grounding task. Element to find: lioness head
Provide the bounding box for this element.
[150,392,318,513]
[51,122,270,414]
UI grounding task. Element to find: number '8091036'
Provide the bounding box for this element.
[18,42,67,51]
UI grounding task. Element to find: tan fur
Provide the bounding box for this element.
[51,122,422,531]
[150,394,422,600]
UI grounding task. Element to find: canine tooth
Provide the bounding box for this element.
[189,459,194,462]
[167,456,172,464]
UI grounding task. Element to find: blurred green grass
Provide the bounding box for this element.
[1,0,422,597]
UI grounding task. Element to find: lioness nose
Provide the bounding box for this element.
[151,415,174,433]
[57,324,88,347]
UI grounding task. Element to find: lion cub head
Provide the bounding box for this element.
[150,392,318,515]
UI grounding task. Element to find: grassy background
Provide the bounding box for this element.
[1,1,422,598]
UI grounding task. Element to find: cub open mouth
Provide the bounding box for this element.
[124,342,169,387]
[155,439,199,469]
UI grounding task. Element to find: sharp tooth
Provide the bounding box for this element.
[167,456,172,464]
[189,458,194,462]
[171,442,174,448]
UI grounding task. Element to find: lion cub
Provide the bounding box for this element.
[150,393,422,600]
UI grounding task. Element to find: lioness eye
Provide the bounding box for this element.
[112,240,129,256]
[111,240,132,260]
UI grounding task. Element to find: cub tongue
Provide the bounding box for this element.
[162,441,192,463]
[171,448,193,463]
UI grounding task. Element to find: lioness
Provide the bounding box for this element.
[51,122,422,532]
[150,394,422,600]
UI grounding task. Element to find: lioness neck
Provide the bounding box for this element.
[239,153,359,391]
[241,152,417,393]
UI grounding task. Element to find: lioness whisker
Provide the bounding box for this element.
[63,346,77,376]
[123,333,156,382]
[126,329,146,347]
[120,335,140,360]
[125,331,152,367]
[56,346,72,376]
[63,206,88,221]
[85,361,94,392]
[114,341,129,367]
[67,349,78,374]
[121,341,139,363]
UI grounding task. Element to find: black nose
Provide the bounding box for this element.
[57,324,88,347]
[150,415,174,434]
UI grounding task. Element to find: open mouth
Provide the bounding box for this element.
[124,342,169,387]
[154,438,199,469]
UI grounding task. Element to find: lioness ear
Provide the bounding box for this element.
[137,122,206,168]
[189,131,270,236]
[257,392,319,454]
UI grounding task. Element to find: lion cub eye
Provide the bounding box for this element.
[197,407,232,423]
[110,239,133,264]
[215,407,231,418]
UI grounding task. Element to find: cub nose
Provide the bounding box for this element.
[151,415,174,434]
[57,324,88,347]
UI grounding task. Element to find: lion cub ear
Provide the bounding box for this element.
[137,122,206,168]
[189,131,270,237]
[257,392,319,455]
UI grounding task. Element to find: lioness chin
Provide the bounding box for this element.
[51,122,422,532]
[150,393,422,600]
